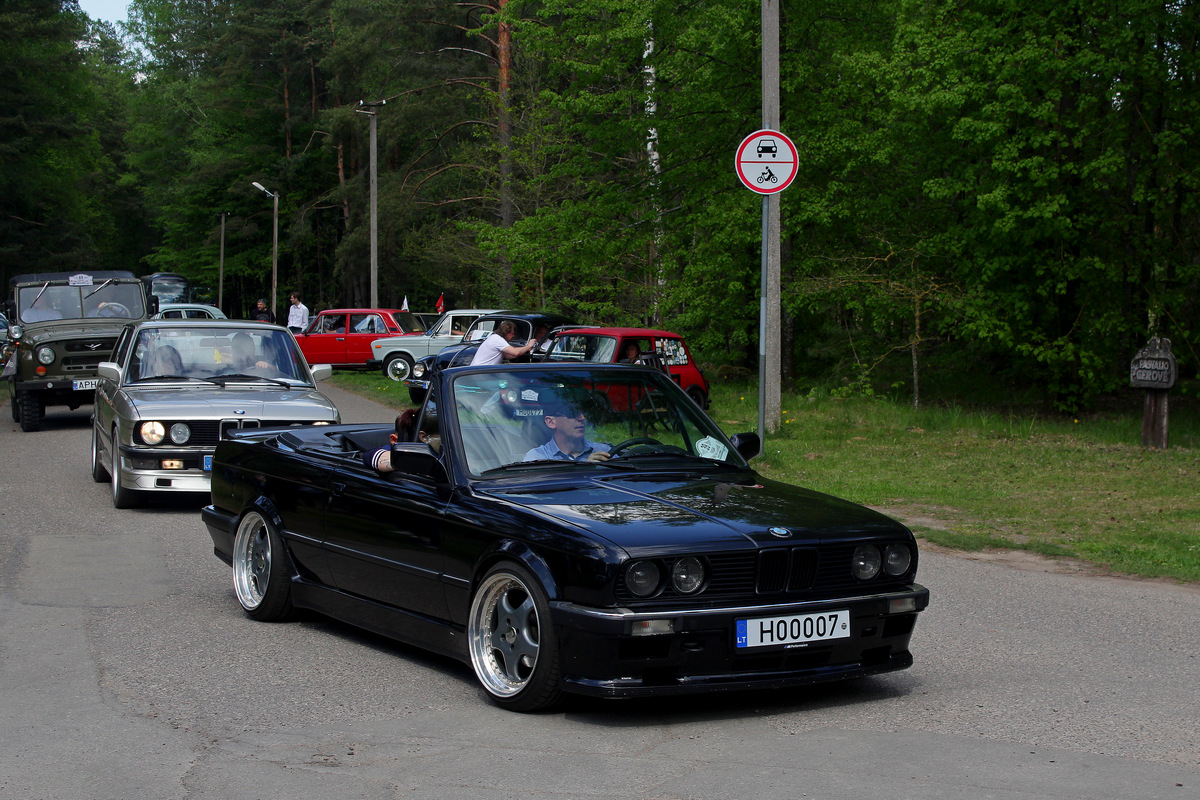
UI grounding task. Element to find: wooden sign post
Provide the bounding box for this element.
[1129,337,1176,449]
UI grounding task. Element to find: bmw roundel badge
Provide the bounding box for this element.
[768,526,792,538]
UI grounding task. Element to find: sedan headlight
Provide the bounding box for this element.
[168,422,191,444]
[139,421,166,445]
[36,346,55,365]
[883,544,912,576]
[851,544,881,580]
[624,560,661,597]
[411,363,426,378]
[670,556,706,594]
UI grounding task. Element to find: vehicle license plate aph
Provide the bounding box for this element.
[73,378,99,391]
[203,454,213,471]
[736,609,851,649]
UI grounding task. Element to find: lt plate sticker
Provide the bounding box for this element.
[736,609,851,648]
[695,436,728,461]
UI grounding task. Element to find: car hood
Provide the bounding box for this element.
[120,385,338,419]
[477,472,908,554]
[23,318,127,343]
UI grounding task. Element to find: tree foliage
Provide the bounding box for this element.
[4,0,1197,409]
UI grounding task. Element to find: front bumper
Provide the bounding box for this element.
[115,443,214,493]
[550,585,929,698]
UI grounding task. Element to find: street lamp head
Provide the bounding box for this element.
[252,181,275,197]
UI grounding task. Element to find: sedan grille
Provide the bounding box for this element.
[137,419,321,447]
[615,544,914,606]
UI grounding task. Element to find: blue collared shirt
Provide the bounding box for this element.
[523,438,612,462]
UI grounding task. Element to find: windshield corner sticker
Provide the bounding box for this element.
[696,436,728,461]
[521,389,540,401]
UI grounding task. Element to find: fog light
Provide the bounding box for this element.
[631,619,674,636]
[888,597,917,614]
[161,460,184,470]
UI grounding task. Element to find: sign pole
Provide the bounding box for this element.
[761,0,781,449]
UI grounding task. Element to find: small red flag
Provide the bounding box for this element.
[435,293,445,313]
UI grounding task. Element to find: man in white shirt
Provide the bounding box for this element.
[470,320,537,365]
[286,292,309,333]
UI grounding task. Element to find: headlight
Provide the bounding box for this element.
[411,363,425,378]
[140,421,165,445]
[624,560,661,597]
[670,556,706,594]
[851,545,881,580]
[168,423,191,444]
[883,544,912,576]
[36,346,55,365]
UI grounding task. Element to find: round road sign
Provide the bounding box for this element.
[735,129,798,194]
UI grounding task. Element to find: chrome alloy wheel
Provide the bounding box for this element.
[468,570,542,698]
[232,512,272,611]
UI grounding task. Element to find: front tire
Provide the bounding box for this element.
[383,353,414,382]
[17,390,43,432]
[467,561,562,712]
[90,423,109,482]
[232,510,294,621]
[110,428,137,508]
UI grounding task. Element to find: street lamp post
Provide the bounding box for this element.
[251,182,279,318]
[357,99,385,308]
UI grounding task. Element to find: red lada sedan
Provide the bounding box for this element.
[295,308,424,368]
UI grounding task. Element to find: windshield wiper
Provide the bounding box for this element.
[84,278,115,300]
[204,373,293,388]
[138,375,206,383]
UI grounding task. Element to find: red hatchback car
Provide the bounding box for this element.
[542,326,711,408]
[295,308,424,368]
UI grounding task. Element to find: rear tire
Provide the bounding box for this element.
[17,390,43,432]
[687,386,708,409]
[232,510,294,621]
[384,353,414,382]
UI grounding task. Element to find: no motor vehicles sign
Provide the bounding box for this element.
[735,129,797,195]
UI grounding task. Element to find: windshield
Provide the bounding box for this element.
[546,334,618,363]
[126,326,310,383]
[18,281,147,322]
[449,367,743,476]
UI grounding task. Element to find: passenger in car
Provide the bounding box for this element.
[364,408,437,472]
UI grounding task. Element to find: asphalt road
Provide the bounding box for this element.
[1,385,1197,800]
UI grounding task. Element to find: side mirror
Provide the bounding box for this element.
[97,361,122,382]
[389,442,442,478]
[729,432,761,460]
[309,364,333,382]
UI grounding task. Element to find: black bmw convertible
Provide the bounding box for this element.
[202,362,929,711]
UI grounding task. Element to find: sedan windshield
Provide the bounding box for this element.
[127,326,310,383]
[450,367,743,476]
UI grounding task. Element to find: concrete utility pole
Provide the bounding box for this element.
[357,100,385,308]
[760,0,782,438]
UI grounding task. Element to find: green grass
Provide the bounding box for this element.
[706,381,1200,584]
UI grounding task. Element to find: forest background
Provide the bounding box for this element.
[3,0,1198,413]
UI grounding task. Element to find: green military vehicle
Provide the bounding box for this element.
[3,271,156,432]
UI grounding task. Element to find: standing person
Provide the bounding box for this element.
[252,298,275,323]
[470,320,538,366]
[286,292,309,333]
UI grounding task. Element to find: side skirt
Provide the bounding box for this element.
[289,579,469,664]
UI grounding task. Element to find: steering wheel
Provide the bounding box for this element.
[101,302,131,317]
[609,436,663,456]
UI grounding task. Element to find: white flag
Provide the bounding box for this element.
[401,296,409,311]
